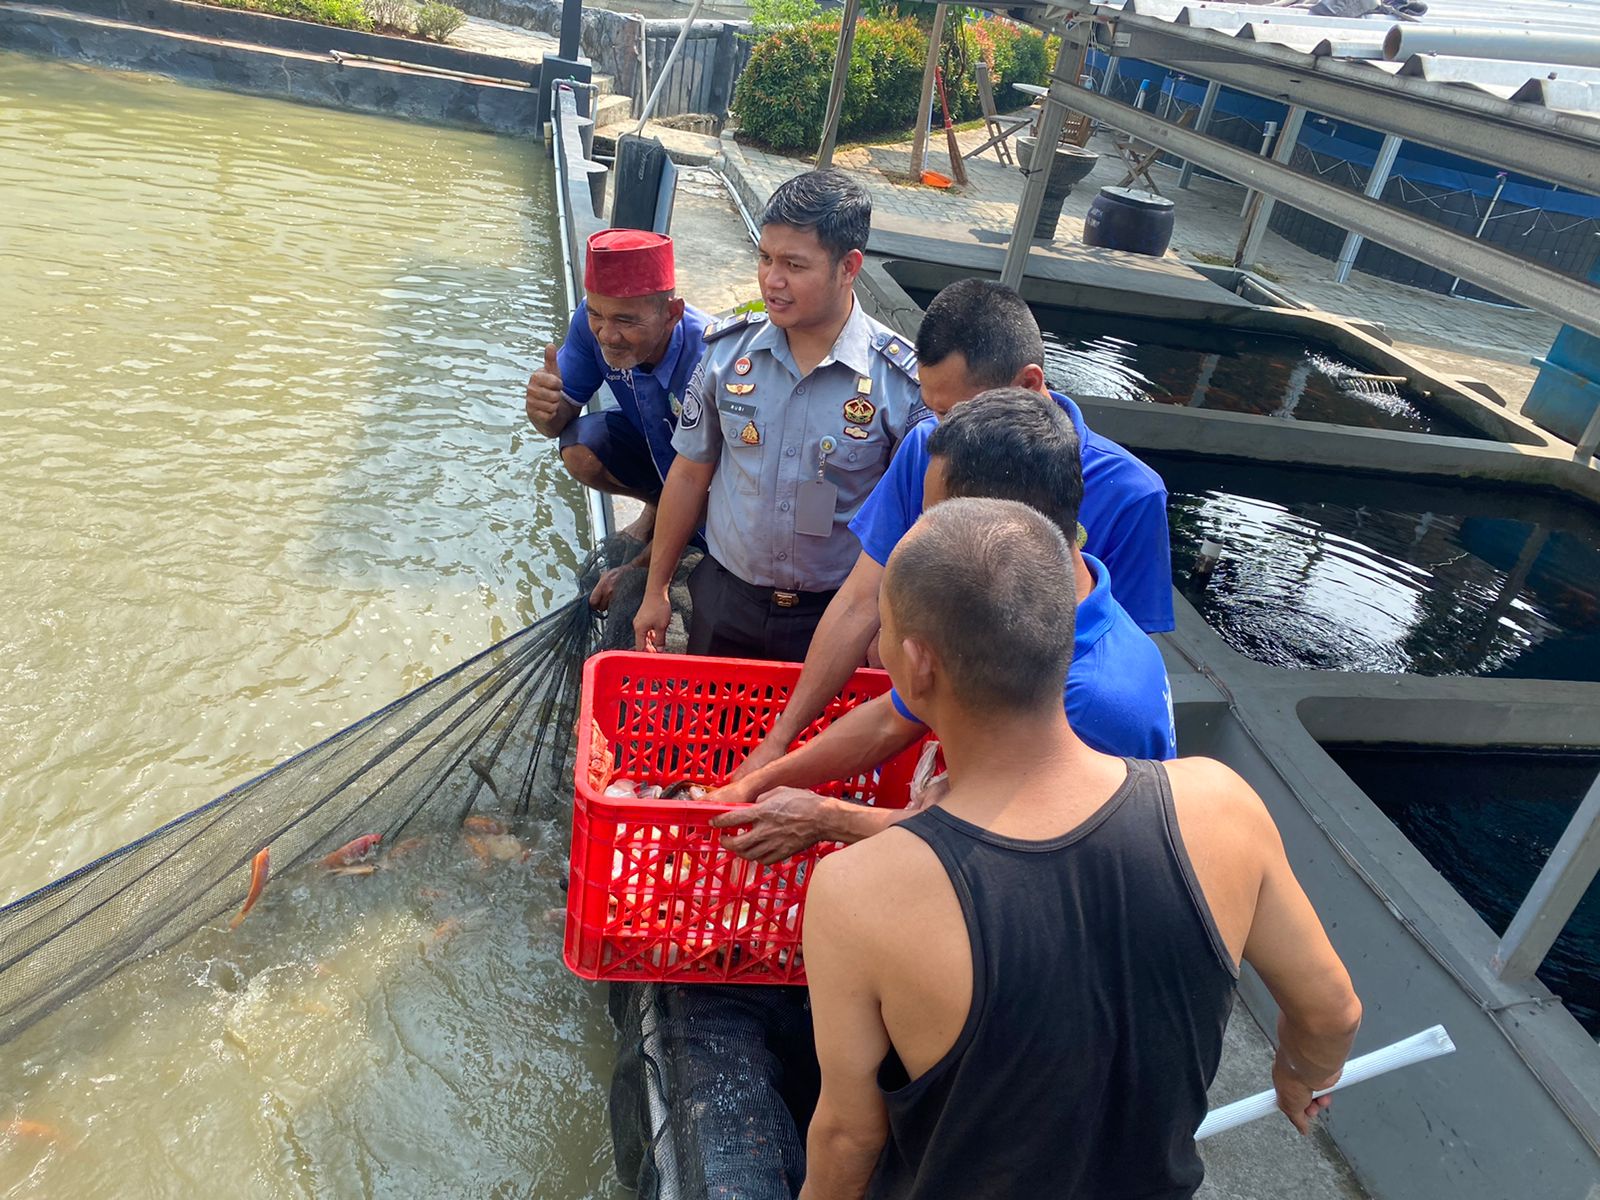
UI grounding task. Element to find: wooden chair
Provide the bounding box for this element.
[1113,105,1197,195]
[969,60,1032,166]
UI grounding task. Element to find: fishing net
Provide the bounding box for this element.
[0,538,647,1049]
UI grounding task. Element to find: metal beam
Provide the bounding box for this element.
[816,0,864,168]
[1334,131,1402,283]
[1235,105,1304,269]
[1105,20,1600,195]
[1176,79,1220,190]
[1493,771,1600,981]
[1045,79,1600,340]
[1001,31,1081,290]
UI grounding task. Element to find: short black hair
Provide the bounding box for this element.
[760,169,871,263]
[926,388,1083,540]
[887,498,1076,713]
[915,279,1046,387]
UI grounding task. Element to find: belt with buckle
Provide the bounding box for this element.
[772,590,800,608]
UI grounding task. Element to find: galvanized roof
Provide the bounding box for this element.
[1086,0,1600,120]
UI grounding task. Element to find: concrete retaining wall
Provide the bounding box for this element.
[0,2,541,132]
[26,0,538,79]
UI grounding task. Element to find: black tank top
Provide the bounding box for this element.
[867,759,1238,1200]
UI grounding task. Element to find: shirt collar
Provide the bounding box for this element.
[1074,553,1118,649]
[750,297,874,377]
[1049,389,1089,444]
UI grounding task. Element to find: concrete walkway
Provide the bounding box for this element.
[721,121,1561,412]
[449,14,557,63]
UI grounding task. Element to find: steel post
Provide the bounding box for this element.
[633,0,708,135]
[1493,770,1600,981]
[1000,30,1080,291]
[1234,106,1304,268]
[816,0,864,168]
[1334,131,1402,283]
[1176,79,1220,190]
[908,5,948,179]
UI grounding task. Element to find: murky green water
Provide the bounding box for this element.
[0,55,618,1196]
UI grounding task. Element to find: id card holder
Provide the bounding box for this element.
[795,435,839,537]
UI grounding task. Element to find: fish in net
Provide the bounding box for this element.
[0,538,644,1049]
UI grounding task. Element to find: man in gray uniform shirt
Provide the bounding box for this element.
[632,168,922,662]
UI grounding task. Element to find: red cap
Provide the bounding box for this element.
[585,229,675,298]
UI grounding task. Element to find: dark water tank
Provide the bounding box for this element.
[1083,186,1175,257]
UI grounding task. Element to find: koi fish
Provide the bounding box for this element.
[326,863,378,877]
[386,836,427,861]
[463,832,529,866]
[4,1118,61,1142]
[322,834,382,868]
[462,814,507,835]
[228,847,271,930]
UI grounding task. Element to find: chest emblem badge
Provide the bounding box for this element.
[739,420,762,446]
[725,383,755,395]
[843,425,870,440]
[734,356,753,376]
[842,396,876,425]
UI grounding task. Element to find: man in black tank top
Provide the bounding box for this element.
[798,498,1363,1200]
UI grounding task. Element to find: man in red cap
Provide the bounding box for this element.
[525,229,711,608]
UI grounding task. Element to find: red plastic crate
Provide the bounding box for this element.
[564,651,926,986]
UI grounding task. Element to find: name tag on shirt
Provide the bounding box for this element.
[720,399,756,418]
[795,479,837,537]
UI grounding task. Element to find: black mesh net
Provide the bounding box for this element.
[0,539,645,1049]
[1,532,788,1198]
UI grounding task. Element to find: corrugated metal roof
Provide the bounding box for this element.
[1089,0,1600,120]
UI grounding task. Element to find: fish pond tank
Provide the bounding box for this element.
[1151,454,1600,680]
[1325,744,1600,1037]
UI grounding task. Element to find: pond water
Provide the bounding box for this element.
[1154,455,1600,680]
[896,285,1487,439]
[0,55,618,1197]
[1034,312,1490,440]
[1327,745,1600,1036]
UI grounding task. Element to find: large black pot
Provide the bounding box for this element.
[1082,186,1176,257]
[1016,137,1100,241]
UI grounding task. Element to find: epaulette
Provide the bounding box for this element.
[871,331,919,380]
[703,310,768,343]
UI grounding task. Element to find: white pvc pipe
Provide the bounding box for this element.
[1384,25,1600,69]
[1195,1025,1456,1141]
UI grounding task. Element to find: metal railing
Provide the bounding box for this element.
[1493,768,1600,984]
[549,82,614,542]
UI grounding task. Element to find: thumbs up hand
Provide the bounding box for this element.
[525,343,569,435]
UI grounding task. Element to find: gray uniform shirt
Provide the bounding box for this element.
[671,299,922,592]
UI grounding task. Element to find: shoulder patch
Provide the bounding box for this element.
[703,310,768,343]
[873,333,919,380]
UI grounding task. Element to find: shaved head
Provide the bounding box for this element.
[884,498,1076,714]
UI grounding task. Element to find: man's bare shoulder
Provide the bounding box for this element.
[809,826,944,923]
[1163,756,1281,849]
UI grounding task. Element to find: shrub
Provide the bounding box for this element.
[210,0,373,28]
[415,0,465,40]
[733,16,927,152]
[362,0,418,32]
[747,0,821,35]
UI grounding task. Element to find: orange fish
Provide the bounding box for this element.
[4,1118,61,1142]
[322,834,382,868]
[386,836,427,861]
[462,815,507,835]
[228,847,271,930]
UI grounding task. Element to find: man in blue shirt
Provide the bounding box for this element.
[710,388,1176,863]
[524,228,710,607]
[732,278,1173,784]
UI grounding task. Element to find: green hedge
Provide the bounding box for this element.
[733,16,1053,154]
[733,17,927,152]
